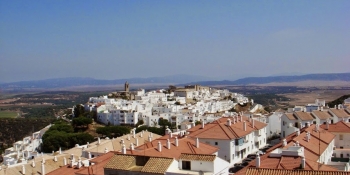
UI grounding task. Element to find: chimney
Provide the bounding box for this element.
[150,132,153,138]
[175,137,179,147]
[306,132,310,142]
[301,156,305,169]
[41,162,45,175]
[157,141,162,152]
[256,154,260,168]
[191,122,195,128]
[306,122,310,128]
[22,165,25,175]
[243,121,246,131]
[326,120,329,130]
[135,138,139,146]
[321,107,323,111]
[148,135,152,142]
[201,121,205,129]
[104,148,108,153]
[299,122,302,129]
[132,129,136,138]
[233,117,236,124]
[130,143,134,150]
[252,118,255,128]
[121,144,126,154]
[97,137,101,145]
[88,152,92,159]
[140,132,143,138]
[227,119,231,126]
[296,141,299,146]
[127,135,130,140]
[196,137,199,148]
[63,157,67,166]
[42,158,45,164]
[32,160,35,167]
[240,115,243,122]
[59,147,62,154]
[169,132,173,139]
[167,139,171,149]
[77,158,82,169]
[282,139,287,147]
[54,156,57,162]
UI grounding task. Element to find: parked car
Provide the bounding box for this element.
[229,166,244,173]
[247,154,257,159]
[234,163,242,167]
[242,158,254,163]
[256,150,265,155]
[241,161,249,166]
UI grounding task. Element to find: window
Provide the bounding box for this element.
[283,121,285,126]
[215,142,218,145]
[182,161,191,170]
[340,134,343,140]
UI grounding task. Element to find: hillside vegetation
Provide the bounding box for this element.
[327,94,350,107]
[0,118,55,153]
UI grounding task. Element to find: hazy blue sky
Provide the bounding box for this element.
[1,1,349,82]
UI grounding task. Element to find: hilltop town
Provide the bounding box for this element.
[1,82,350,175]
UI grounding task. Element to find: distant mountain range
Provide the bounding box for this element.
[0,73,349,90]
[0,74,213,89]
[184,73,350,86]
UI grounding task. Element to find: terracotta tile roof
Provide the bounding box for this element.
[48,152,114,175]
[104,154,135,170]
[179,153,216,162]
[312,110,332,120]
[140,157,173,174]
[235,150,338,175]
[266,124,335,162]
[320,121,350,133]
[285,113,297,120]
[294,111,315,121]
[84,131,162,154]
[238,168,350,175]
[329,108,350,118]
[120,136,218,160]
[187,116,267,140]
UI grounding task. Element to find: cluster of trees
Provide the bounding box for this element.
[135,118,173,135]
[72,116,93,131]
[42,120,94,153]
[327,94,350,107]
[96,126,131,138]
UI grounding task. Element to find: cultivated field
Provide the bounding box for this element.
[0,111,18,118]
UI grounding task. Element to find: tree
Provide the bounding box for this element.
[135,120,144,127]
[72,117,92,130]
[73,105,85,118]
[195,121,202,125]
[96,126,131,138]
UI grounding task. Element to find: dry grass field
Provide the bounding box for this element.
[277,89,350,106]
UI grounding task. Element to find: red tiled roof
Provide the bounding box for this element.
[187,116,267,140]
[312,110,332,120]
[294,111,315,121]
[236,168,349,175]
[119,136,218,160]
[266,124,335,162]
[320,121,350,133]
[329,108,350,118]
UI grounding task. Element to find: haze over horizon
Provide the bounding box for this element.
[1,1,349,83]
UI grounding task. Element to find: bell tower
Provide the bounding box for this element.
[124,81,129,92]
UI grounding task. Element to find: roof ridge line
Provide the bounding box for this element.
[187,141,196,154]
[217,123,234,139]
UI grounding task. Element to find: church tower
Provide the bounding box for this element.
[124,81,129,92]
